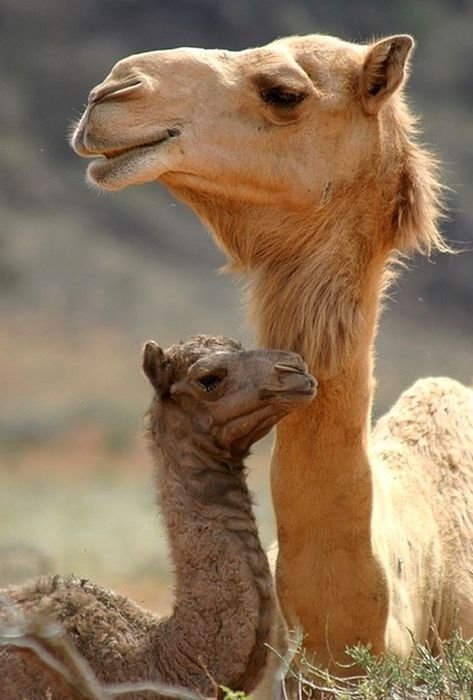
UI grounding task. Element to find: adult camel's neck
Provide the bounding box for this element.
[167,127,443,664]
[249,211,391,656]
[258,235,385,531]
[272,336,377,541]
[152,444,274,695]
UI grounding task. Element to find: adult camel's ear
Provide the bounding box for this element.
[360,35,414,115]
[142,341,171,396]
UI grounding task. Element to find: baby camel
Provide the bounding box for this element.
[0,335,316,699]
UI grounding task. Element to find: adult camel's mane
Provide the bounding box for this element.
[187,101,447,375]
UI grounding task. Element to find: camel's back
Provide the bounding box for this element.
[374,376,473,561]
[373,376,473,637]
[374,376,473,488]
[0,575,158,696]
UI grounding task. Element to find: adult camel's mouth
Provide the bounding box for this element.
[72,125,181,159]
[99,128,182,161]
[75,127,182,189]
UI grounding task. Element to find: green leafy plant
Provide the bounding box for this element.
[220,686,248,700]
[279,633,473,699]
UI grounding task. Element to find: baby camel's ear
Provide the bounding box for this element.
[360,35,414,115]
[142,341,171,396]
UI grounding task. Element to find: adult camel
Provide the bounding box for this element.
[72,33,473,672]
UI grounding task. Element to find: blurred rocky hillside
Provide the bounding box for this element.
[1,0,472,449]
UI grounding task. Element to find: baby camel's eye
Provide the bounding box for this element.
[260,86,307,108]
[196,373,224,392]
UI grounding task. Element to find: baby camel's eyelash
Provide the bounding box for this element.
[197,374,223,392]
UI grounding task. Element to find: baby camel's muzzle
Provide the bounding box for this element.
[264,358,317,397]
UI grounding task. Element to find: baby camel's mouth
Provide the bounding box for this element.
[261,371,317,399]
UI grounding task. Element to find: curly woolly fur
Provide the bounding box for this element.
[0,336,317,698]
[70,32,472,682]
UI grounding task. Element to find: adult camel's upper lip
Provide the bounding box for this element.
[100,128,181,159]
[72,127,181,159]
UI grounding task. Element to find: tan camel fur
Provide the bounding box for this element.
[0,336,317,698]
[71,34,473,672]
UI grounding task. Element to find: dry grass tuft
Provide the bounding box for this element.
[262,632,473,699]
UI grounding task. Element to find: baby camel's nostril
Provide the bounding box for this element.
[264,362,317,397]
[88,79,143,105]
[274,362,309,375]
[275,363,299,373]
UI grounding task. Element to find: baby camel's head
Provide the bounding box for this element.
[143,335,316,459]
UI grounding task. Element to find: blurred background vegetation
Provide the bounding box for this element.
[1,0,472,610]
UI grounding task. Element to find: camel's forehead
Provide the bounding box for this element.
[110,46,230,83]
[272,34,365,54]
[233,35,364,92]
[165,336,242,372]
[267,35,365,74]
[110,34,364,80]
[113,46,229,77]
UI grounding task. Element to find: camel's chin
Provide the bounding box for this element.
[87,146,167,191]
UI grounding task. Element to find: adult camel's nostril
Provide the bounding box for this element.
[88,79,143,105]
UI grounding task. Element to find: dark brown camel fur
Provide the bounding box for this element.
[0,335,316,699]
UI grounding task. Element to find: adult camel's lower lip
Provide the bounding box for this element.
[85,128,182,188]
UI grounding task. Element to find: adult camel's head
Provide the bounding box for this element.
[72,34,444,373]
[73,34,414,204]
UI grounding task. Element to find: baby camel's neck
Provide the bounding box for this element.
[153,442,274,695]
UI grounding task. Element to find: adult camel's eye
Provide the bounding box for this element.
[197,374,224,392]
[260,86,307,108]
